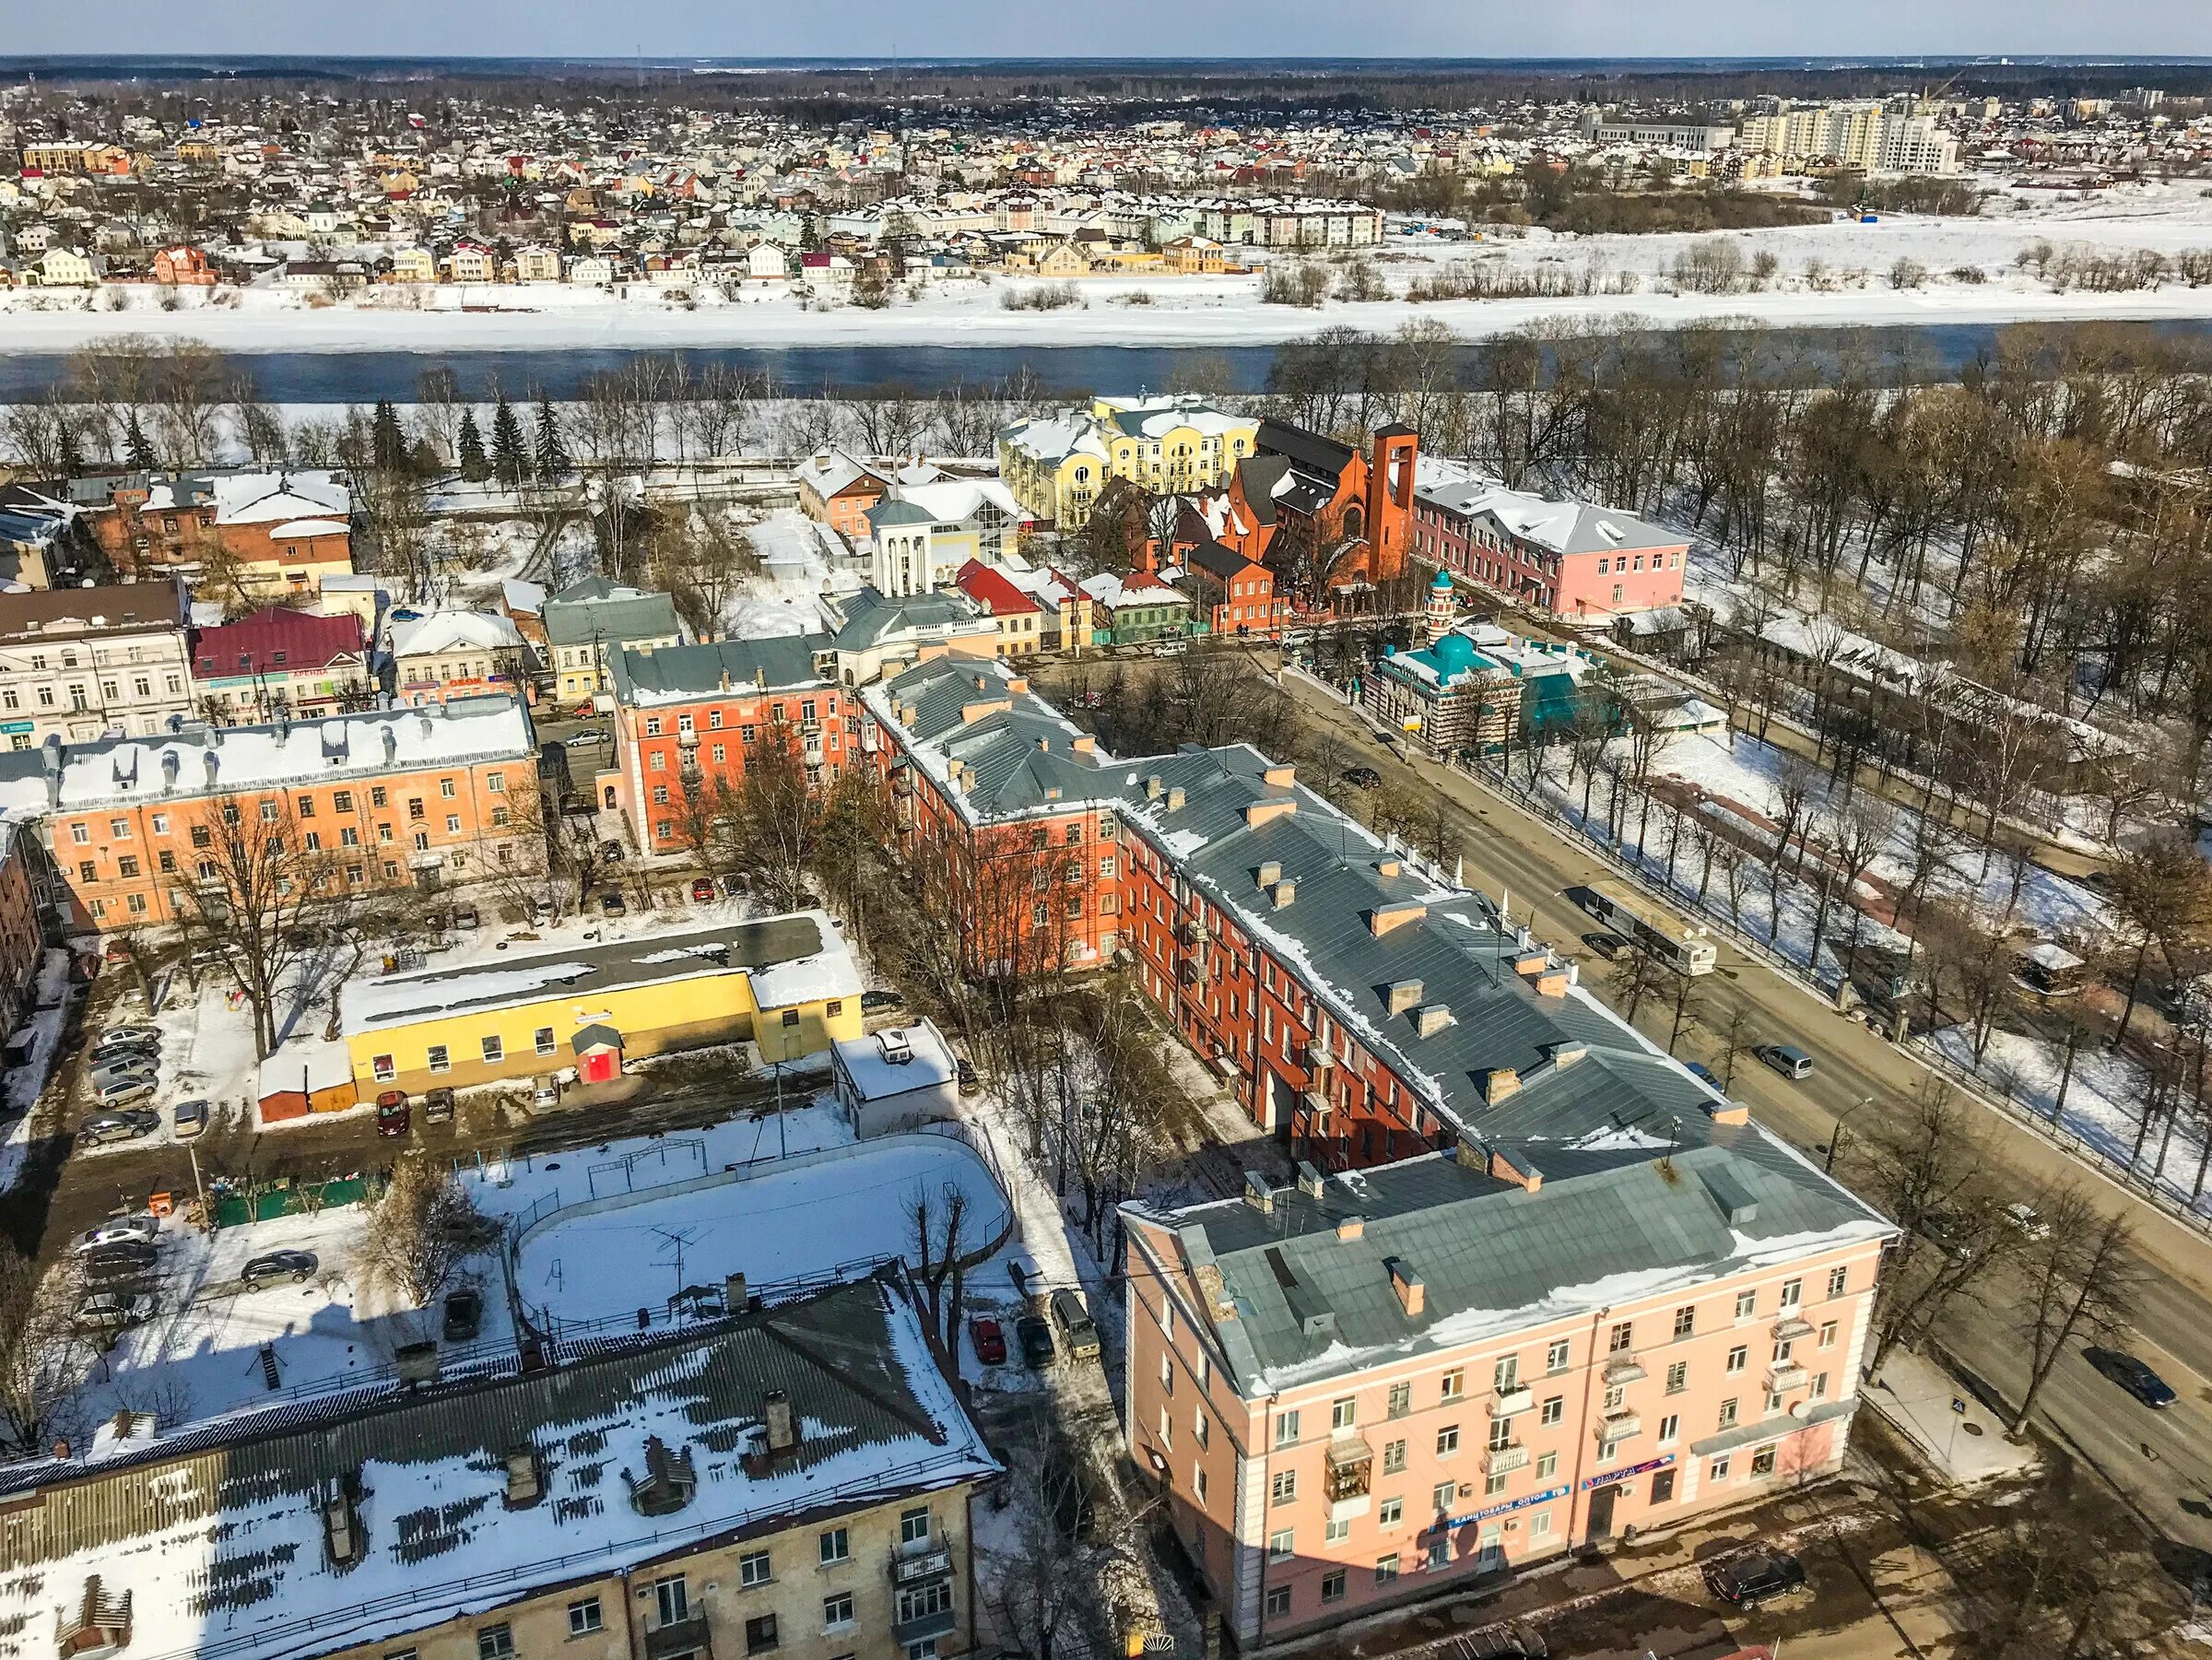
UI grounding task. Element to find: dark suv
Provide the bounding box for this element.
[1704,1548,1806,1608]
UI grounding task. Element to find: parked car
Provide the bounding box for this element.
[1683,1062,1721,1089]
[73,1215,159,1254]
[564,729,608,748]
[719,873,744,899]
[100,1024,160,1046]
[375,1091,410,1137]
[968,1314,1006,1365]
[89,1057,158,1090]
[1753,1042,1815,1081]
[172,1099,210,1140]
[530,898,556,927]
[80,1107,160,1145]
[241,1250,319,1288]
[2006,1202,2051,1241]
[690,877,717,902]
[957,1059,981,1097]
[531,1075,560,1111]
[1704,1548,1807,1608]
[90,1075,158,1110]
[600,891,627,916]
[1458,1621,1548,1660]
[88,1037,159,1067]
[77,1240,159,1285]
[2088,1348,2177,1408]
[424,1087,456,1124]
[860,989,905,1015]
[1050,1289,1100,1360]
[1006,1254,1041,1301]
[443,1287,485,1342]
[600,840,626,862]
[1340,765,1383,790]
[1016,1313,1056,1369]
[76,1289,157,1328]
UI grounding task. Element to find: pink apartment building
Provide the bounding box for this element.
[1412,478,1689,619]
[1124,1127,1891,1646]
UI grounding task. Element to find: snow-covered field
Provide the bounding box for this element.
[725,506,861,639]
[6,185,2212,355]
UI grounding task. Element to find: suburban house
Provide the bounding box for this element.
[1078,570,1190,646]
[0,581,194,747]
[542,577,685,707]
[339,911,861,1094]
[607,633,843,849]
[189,605,372,724]
[386,609,531,707]
[0,1273,994,1660]
[1412,478,1688,620]
[796,446,904,537]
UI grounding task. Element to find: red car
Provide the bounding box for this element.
[375,1090,410,1138]
[968,1314,1006,1365]
[690,877,717,902]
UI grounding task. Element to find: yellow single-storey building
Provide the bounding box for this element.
[337,911,864,1097]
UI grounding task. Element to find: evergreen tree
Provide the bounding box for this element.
[124,412,157,472]
[490,398,527,490]
[456,408,491,482]
[371,399,407,473]
[534,399,570,483]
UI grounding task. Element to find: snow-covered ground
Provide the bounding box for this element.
[1926,1023,2212,1221]
[6,186,2212,354]
[724,505,861,639]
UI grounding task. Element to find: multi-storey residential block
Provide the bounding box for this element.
[1411,478,1688,619]
[188,605,372,723]
[542,577,685,707]
[996,396,1259,528]
[861,657,1893,1642]
[0,696,541,930]
[0,1273,995,1660]
[608,634,846,852]
[0,582,194,747]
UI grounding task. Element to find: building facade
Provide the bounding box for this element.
[0,582,194,747]
[76,469,355,597]
[1412,480,1688,620]
[996,396,1260,528]
[387,610,531,707]
[543,579,685,707]
[189,605,372,723]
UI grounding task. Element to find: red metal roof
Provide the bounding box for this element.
[191,606,364,677]
[954,559,1041,618]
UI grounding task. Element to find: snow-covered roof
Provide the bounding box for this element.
[1418,477,1681,558]
[209,470,350,526]
[387,607,525,660]
[0,1276,995,1660]
[833,1018,958,1103]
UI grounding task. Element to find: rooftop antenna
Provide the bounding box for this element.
[650,1224,701,1297]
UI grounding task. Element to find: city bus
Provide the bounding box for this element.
[1576,881,1718,976]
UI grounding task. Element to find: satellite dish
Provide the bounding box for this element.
[1788,1400,1809,1419]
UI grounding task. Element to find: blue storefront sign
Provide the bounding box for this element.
[1430,1483,1570,1534]
[1582,1453,1675,1490]
[0,721,30,736]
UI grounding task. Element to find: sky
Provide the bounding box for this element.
[8,0,2212,63]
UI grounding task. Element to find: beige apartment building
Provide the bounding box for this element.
[0,1274,994,1660]
[0,580,194,748]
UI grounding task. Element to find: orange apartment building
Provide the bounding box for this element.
[860,655,1895,1642]
[75,468,353,595]
[606,635,852,852]
[0,697,542,931]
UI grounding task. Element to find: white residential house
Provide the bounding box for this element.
[747,241,791,279]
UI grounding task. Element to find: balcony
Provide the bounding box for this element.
[1604,1355,1647,1385]
[677,728,700,748]
[1482,1442,1529,1477]
[1324,1435,1373,1502]
[892,1606,959,1648]
[1488,1386,1534,1419]
[891,1545,954,1587]
[1771,1317,1815,1343]
[1766,1362,1807,1394]
[1600,1409,1642,1441]
[643,1613,712,1660]
[1305,1039,1334,1072]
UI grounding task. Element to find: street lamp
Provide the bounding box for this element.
[1825,1094,1876,1174]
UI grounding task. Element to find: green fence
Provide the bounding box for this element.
[210,1173,381,1230]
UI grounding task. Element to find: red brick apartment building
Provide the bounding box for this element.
[0,697,541,930]
[861,655,1894,1646]
[607,635,851,853]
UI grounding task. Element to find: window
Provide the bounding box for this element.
[371,786,387,808]
[1665,1360,1688,1394]
[1765,1388,1785,1415]
[1436,1424,1460,1456]
[1603,1384,1625,1412]
[1382,1438,1406,1474]
[1812,1372,1830,1399]
[335,790,354,813]
[1387,1381,1410,1418]
[192,824,211,847]
[1539,1395,1563,1427]
[1828,1266,1849,1298]
[1440,1369,1464,1401]
[476,1628,513,1660]
[738,1549,771,1587]
[654,1574,690,1623]
[117,856,139,878]
[1726,1345,1747,1374]
[1718,1398,1739,1429]
[1376,1554,1401,1584]
[1493,1354,1519,1393]
[1320,1569,1347,1604]
[819,1526,850,1565]
[823,1592,854,1631]
[1332,1396,1356,1430]
[568,1598,603,1635]
[535,1027,557,1056]
[1324,1515,1350,1544]
[1268,1528,1294,1561]
[1535,1451,1558,1480]
[479,1035,503,1065]
[1265,1585,1292,1619]
[1488,1415,1513,1452]
[744,1613,779,1655]
[428,1044,450,1074]
[446,815,462,833]
[372,1054,395,1082]
[488,772,506,794]
[1431,1479,1456,1514]
[1781,1277,1803,1309]
[1657,1413,1679,1445]
[70,823,88,844]
[1673,1305,1695,1338]
[900,1506,932,1544]
[1735,1289,1756,1319]
[1750,1446,1777,1478]
[1608,1321,1633,1354]
[1271,1469,1298,1506]
[1818,1320,1839,1349]
[1379,1496,1403,1526]
[1275,1409,1300,1447]
[1712,1454,1733,1482]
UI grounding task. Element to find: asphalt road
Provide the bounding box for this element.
[1262,665,2212,1551]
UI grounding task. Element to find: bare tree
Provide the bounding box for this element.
[353,1154,491,1309]
[718,716,826,912]
[986,1417,1087,1660]
[907,1179,970,1358]
[0,1244,91,1454]
[2008,1186,2141,1437]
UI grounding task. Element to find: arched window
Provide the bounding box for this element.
[1342,503,1366,542]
